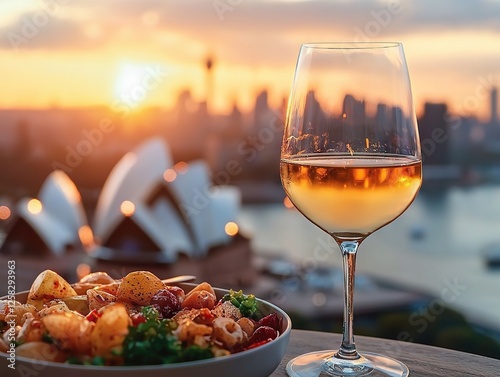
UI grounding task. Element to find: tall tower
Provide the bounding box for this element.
[205,55,214,115]
[491,86,498,124]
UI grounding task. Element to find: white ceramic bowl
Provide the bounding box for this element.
[0,284,291,377]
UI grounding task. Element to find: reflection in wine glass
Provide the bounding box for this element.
[280,42,422,377]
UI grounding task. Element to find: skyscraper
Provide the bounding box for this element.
[418,102,450,165]
[491,86,498,124]
[205,55,214,114]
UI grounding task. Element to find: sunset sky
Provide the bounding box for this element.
[0,0,499,120]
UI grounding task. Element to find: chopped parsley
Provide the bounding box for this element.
[119,306,213,365]
[222,290,261,319]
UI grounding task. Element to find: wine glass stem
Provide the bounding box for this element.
[336,239,361,360]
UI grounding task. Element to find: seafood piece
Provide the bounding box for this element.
[87,289,116,311]
[237,317,255,337]
[0,300,36,325]
[212,317,244,348]
[17,313,44,343]
[181,282,217,310]
[38,301,71,317]
[93,281,120,296]
[175,320,212,342]
[15,341,66,362]
[91,303,131,360]
[42,311,94,355]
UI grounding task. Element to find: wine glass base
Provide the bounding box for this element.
[286,350,409,377]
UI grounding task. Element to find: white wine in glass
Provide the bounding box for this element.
[280,42,422,376]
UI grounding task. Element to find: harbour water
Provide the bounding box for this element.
[238,183,500,332]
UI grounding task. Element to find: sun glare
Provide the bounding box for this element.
[114,62,161,109]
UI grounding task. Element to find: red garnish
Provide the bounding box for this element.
[246,339,272,350]
[31,320,42,328]
[130,313,146,326]
[85,309,101,323]
[257,313,280,332]
[194,308,215,325]
[248,326,278,346]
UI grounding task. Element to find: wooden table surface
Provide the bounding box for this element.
[271,330,500,377]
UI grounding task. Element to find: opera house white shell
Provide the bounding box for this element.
[90,137,241,262]
[38,170,89,238]
[0,170,90,255]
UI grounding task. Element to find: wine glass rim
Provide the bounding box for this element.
[301,42,402,50]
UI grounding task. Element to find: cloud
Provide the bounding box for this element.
[77,0,500,65]
[149,0,500,38]
[1,0,498,63]
[0,12,95,51]
[405,0,500,31]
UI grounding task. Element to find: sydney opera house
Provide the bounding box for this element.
[0,138,255,289]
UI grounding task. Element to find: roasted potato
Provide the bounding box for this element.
[27,270,77,310]
[91,303,131,360]
[116,271,164,305]
[79,271,115,285]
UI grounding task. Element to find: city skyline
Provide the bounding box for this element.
[1,83,499,151]
[0,84,498,178]
[0,1,499,120]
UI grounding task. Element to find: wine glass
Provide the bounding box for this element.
[280,42,422,376]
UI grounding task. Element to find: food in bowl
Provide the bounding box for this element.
[0,270,285,366]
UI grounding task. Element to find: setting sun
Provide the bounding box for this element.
[114,62,165,109]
